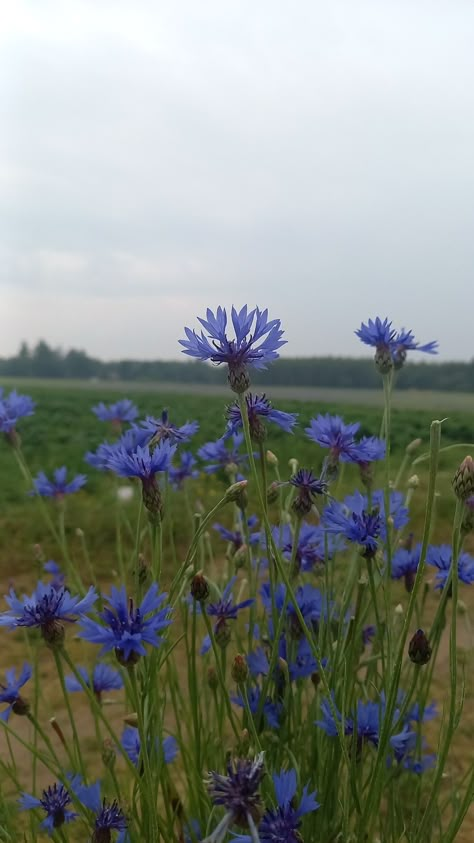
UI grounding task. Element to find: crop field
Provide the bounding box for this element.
[0,377,473,840]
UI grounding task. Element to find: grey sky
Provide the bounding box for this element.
[1,1,473,361]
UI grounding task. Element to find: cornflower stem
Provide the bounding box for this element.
[52,649,86,777]
[151,515,163,582]
[27,713,64,771]
[201,610,241,741]
[189,599,202,772]
[365,557,387,686]
[357,418,441,838]
[381,372,393,675]
[11,446,61,545]
[169,494,229,605]
[127,666,160,841]
[57,504,84,595]
[414,498,463,842]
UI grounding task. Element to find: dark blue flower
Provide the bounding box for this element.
[225,394,297,441]
[43,560,65,591]
[75,780,127,836]
[392,329,439,358]
[305,413,385,466]
[0,663,32,721]
[272,522,343,572]
[31,467,87,498]
[426,545,474,589]
[316,696,416,758]
[202,578,254,654]
[121,727,178,767]
[391,543,422,590]
[234,768,319,843]
[20,779,79,835]
[65,663,124,698]
[86,426,153,471]
[260,582,329,633]
[355,317,397,351]
[231,686,282,729]
[140,409,199,444]
[322,499,382,558]
[343,490,409,533]
[0,389,35,436]
[287,469,327,517]
[106,440,176,480]
[180,306,286,392]
[0,583,97,644]
[169,451,200,489]
[213,516,260,552]
[198,434,249,475]
[92,399,138,424]
[355,318,438,369]
[78,584,172,665]
[206,753,265,836]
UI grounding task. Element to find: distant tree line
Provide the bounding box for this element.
[1,340,474,392]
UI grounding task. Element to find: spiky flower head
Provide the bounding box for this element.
[233,768,320,843]
[288,469,328,517]
[180,306,286,392]
[20,780,79,834]
[92,399,138,425]
[206,753,265,829]
[323,499,382,558]
[75,780,127,843]
[107,440,176,517]
[0,583,97,647]
[0,389,35,444]
[0,663,32,720]
[452,455,474,501]
[78,583,172,666]
[31,467,87,498]
[169,451,199,489]
[226,394,297,442]
[141,409,199,445]
[121,727,178,767]
[65,663,124,701]
[426,545,474,589]
[355,318,438,373]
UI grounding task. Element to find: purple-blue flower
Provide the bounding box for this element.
[355,317,397,351]
[343,489,409,533]
[391,543,422,590]
[0,663,32,721]
[305,414,385,466]
[20,779,80,835]
[426,545,474,589]
[392,328,439,358]
[234,769,320,843]
[78,584,172,665]
[231,686,282,729]
[355,318,438,369]
[213,516,260,552]
[31,466,87,498]
[43,560,65,591]
[65,663,124,699]
[92,399,138,424]
[272,522,343,572]
[169,451,200,489]
[0,583,97,644]
[86,426,153,472]
[180,306,286,393]
[106,440,176,481]
[140,409,199,444]
[316,696,415,757]
[121,727,178,767]
[205,753,265,837]
[225,393,297,441]
[198,434,249,476]
[202,578,254,654]
[0,389,35,437]
[287,468,327,517]
[322,499,382,557]
[75,780,127,837]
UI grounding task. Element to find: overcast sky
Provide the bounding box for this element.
[1,1,473,362]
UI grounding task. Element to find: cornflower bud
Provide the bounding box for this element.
[266,482,279,505]
[102,739,117,770]
[406,438,422,455]
[225,480,248,509]
[233,545,248,570]
[266,450,278,466]
[215,621,232,650]
[231,654,249,684]
[408,629,432,666]
[207,667,218,691]
[190,572,210,603]
[407,474,420,489]
[452,456,474,501]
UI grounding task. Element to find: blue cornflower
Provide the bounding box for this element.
[305,414,385,467]
[121,727,178,767]
[205,753,265,840]
[213,516,260,552]
[0,582,97,645]
[169,451,200,489]
[0,389,35,439]
[231,686,282,729]
[391,543,422,591]
[78,584,172,666]
[246,637,326,683]
[355,317,397,352]
[343,489,409,533]
[225,393,297,442]
[43,560,65,591]
[180,306,286,393]
[65,663,124,700]
[141,409,199,444]
[86,426,152,472]
[322,498,382,558]
[392,328,439,368]
[356,318,438,372]
[0,663,32,721]
[234,769,320,843]
[202,578,254,653]
[75,780,127,838]
[260,582,329,634]
[107,440,176,516]
[198,434,249,476]
[273,522,343,572]
[20,779,79,835]
[288,468,327,517]
[426,545,474,589]
[316,697,415,758]
[92,399,139,424]
[31,466,87,498]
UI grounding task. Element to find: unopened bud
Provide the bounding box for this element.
[457,599,467,615]
[394,603,404,616]
[215,621,232,649]
[101,739,116,770]
[266,482,280,505]
[225,480,248,509]
[11,695,30,717]
[406,438,422,455]
[123,712,138,727]
[452,456,474,501]
[359,462,374,490]
[75,527,85,537]
[231,654,249,684]
[141,476,163,517]
[266,450,279,466]
[207,667,218,691]
[408,629,432,666]
[233,545,248,570]
[407,475,420,489]
[310,671,321,689]
[190,572,210,603]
